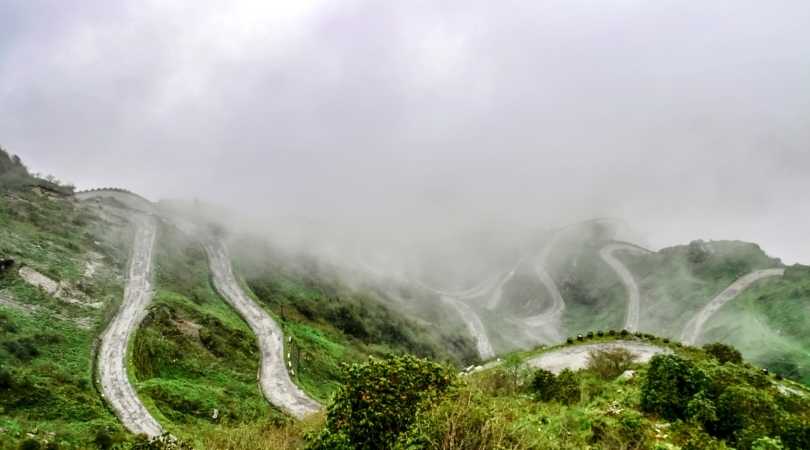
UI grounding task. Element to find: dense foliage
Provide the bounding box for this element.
[308,355,455,450]
[641,353,810,449]
[703,342,744,365]
[641,354,708,420]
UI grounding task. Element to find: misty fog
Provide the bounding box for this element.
[2,0,809,266]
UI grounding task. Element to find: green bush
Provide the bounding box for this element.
[640,354,707,420]
[713,385,781,445]
[0,366,12,389]
[93,430,114,449]
[680,428,731,450]
[686,391,718,425]
[3,337,40,361]
[704,343,744,365]
[586,347,636,380]
[752,437,785,450]
[393,388,515,450]
[19,439,41,450]
[555,369,581,405]
[530,368,556,401]
[308,355,455,450]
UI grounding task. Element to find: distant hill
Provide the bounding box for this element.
[1,151,809,449]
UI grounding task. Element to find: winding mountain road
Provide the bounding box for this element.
[526,340,671,374]
[680,268,785,345]
[599,243,649,332]
[97,213,163,437]
[205,240,321,419]
[521,234,567,335]
[514,219,628,341]
[440,295,495,359]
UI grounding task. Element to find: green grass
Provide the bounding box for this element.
[618,240,781,338]
[131,223,286,448]
[0,190,132,448]
[282,321,360,403]
[229,235,479,402]
[703,265,810,384]
[393,336,810,450]
[558,246,631,336]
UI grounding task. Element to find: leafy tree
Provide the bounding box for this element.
[308,355,455,450]
[640,354,707,420]
[704,342,743,365]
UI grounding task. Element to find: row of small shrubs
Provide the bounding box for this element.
[566,329,675,345]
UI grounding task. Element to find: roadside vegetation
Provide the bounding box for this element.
[200,335,809,450]
[0,149,132,448]
[2,150,809,449]
[130,222,287,448]
[229,236,479,402]
[702,264,810,384]
[619,240,781,337]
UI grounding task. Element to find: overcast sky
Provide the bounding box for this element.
[1,0,809,264]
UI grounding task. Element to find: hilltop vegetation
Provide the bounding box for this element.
[229,236,479,401]
[2,150,810,449]
[232,336,810,450]
[0,147,74,195]
[130,222,285,447]
[702,264,810,384]
[0,150,132,446]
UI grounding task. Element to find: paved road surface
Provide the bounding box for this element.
[526,340,670,374]
[599,244,649,332]
[97,213,163,437]
[440,295,495,359]
[205,240,321,418]
[680,268,785,345]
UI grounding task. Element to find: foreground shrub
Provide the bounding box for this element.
[640,354,706,420]
[307,355,455,450]
[589,410,652,449]
[587,347,637,380]
[393,388,521,450]
[712,386,781,446]
[529,369,556,401]
[704,343,743,365]
[555,369,582,405]
[529,368,581,404]
[751,436,785,450]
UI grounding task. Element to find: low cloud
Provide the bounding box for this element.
[2,0,809,264]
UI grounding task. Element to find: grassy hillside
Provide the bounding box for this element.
[2,149,808,448]
[229,236,479,402]
[131,222,287,447]
[558,243,630,336]
[266,335,810,450]
[702,264,810,384]
[0,171,133,447]
[620,240,781,337]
